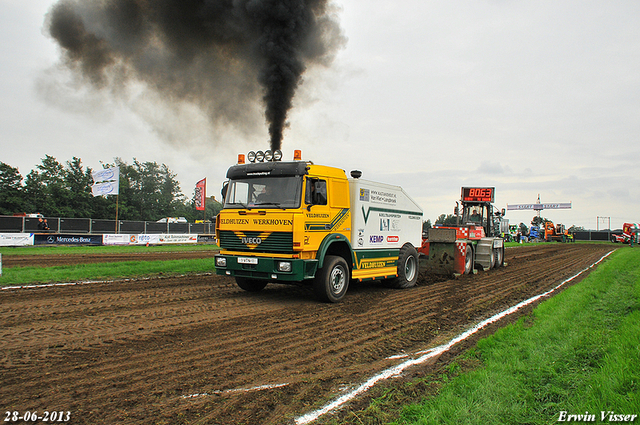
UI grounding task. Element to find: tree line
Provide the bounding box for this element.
[0,156,221,222]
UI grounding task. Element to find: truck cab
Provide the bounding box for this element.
[215,150,423,302]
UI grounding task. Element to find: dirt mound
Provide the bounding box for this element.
[0,244,613,424]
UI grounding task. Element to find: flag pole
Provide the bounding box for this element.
[115,194,119,234]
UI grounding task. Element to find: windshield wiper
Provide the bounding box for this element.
[228,202,249,209]
[254,202,286,209]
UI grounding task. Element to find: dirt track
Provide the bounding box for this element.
[0,244,613,424]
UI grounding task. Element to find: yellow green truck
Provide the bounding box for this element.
[214,150,423,302]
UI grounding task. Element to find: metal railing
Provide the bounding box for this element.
[0,216,214,234]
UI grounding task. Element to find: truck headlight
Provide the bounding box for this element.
[277,261,292,272]
[216,257,227,267]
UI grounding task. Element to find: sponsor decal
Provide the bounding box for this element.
[252,218,293,226]
[359,188,370,202]
[370,235,384,244]
[360,260,387,269]
[220,218,249,225]
[370,190,397,205]
[387,236,399,243]
[306,213,330,219]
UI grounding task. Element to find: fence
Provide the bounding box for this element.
[0,216,214,235]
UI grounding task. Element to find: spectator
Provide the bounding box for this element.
[37,217,50,231]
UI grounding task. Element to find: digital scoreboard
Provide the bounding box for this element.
[461,187,495,203]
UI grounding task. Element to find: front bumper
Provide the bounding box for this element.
[214,254,318,281]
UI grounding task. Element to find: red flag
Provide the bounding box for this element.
[195,178,206,211]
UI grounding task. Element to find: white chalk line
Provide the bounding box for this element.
[294,250,614,425]
[182,383,290,399]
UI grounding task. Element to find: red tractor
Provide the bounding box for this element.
[419,187,506,275]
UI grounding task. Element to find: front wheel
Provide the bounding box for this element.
[313,255,350,303]
[235,277,268,292]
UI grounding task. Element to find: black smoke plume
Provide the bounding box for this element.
[45,0,345,150]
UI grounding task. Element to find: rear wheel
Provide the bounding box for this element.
[313,255,349,303]
[389,244,419,288]
[235,277,268,292]
[463,245,473,274]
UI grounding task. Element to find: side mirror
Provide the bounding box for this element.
[221,182,228,202]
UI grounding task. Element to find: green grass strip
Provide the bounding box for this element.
[0,244,218,256]
[395,247,639,425]
[0,258,217,286]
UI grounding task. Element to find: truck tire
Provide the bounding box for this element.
[313,255,349,303]
[235,277,268,292]
[389,244,419,289]
[463,245,473,275]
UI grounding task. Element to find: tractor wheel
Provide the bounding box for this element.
[489,248,496,270]
[235,277,268,292]
[463,245,474,275]
[389,244,419,289]
[493,247,504,268]
[313,255,350,303]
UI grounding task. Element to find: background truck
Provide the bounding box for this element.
[611,223,639,244]
[215,150,423,302]
[418,187,506,276]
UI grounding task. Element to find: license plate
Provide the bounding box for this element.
[238,257,258,265]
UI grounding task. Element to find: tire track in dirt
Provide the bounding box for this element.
[0,244,614,425]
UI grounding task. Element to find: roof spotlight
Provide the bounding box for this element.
[264,150,273,161]
[247,151,257,163]
[273,149,283,161]
[255,150,265,162]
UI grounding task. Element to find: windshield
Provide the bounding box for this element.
[462,205,485,225]
[224,176,303,209]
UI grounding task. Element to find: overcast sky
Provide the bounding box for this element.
[1,1,638,230]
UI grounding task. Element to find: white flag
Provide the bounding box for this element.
[92,166,119,196]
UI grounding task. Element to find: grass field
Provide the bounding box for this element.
[0,244,219,286]
[0,243,218,256]
[334,246,639,424]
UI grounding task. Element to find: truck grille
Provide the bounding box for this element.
[218,230,293,253]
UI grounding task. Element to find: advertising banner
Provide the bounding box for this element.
[92,166,120,196]
[34,234,103,245]
[158,234,198,244]
[130,234,160,245]
[0,233,34,247]
[195,178,206,211]
[103,234,133,245]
